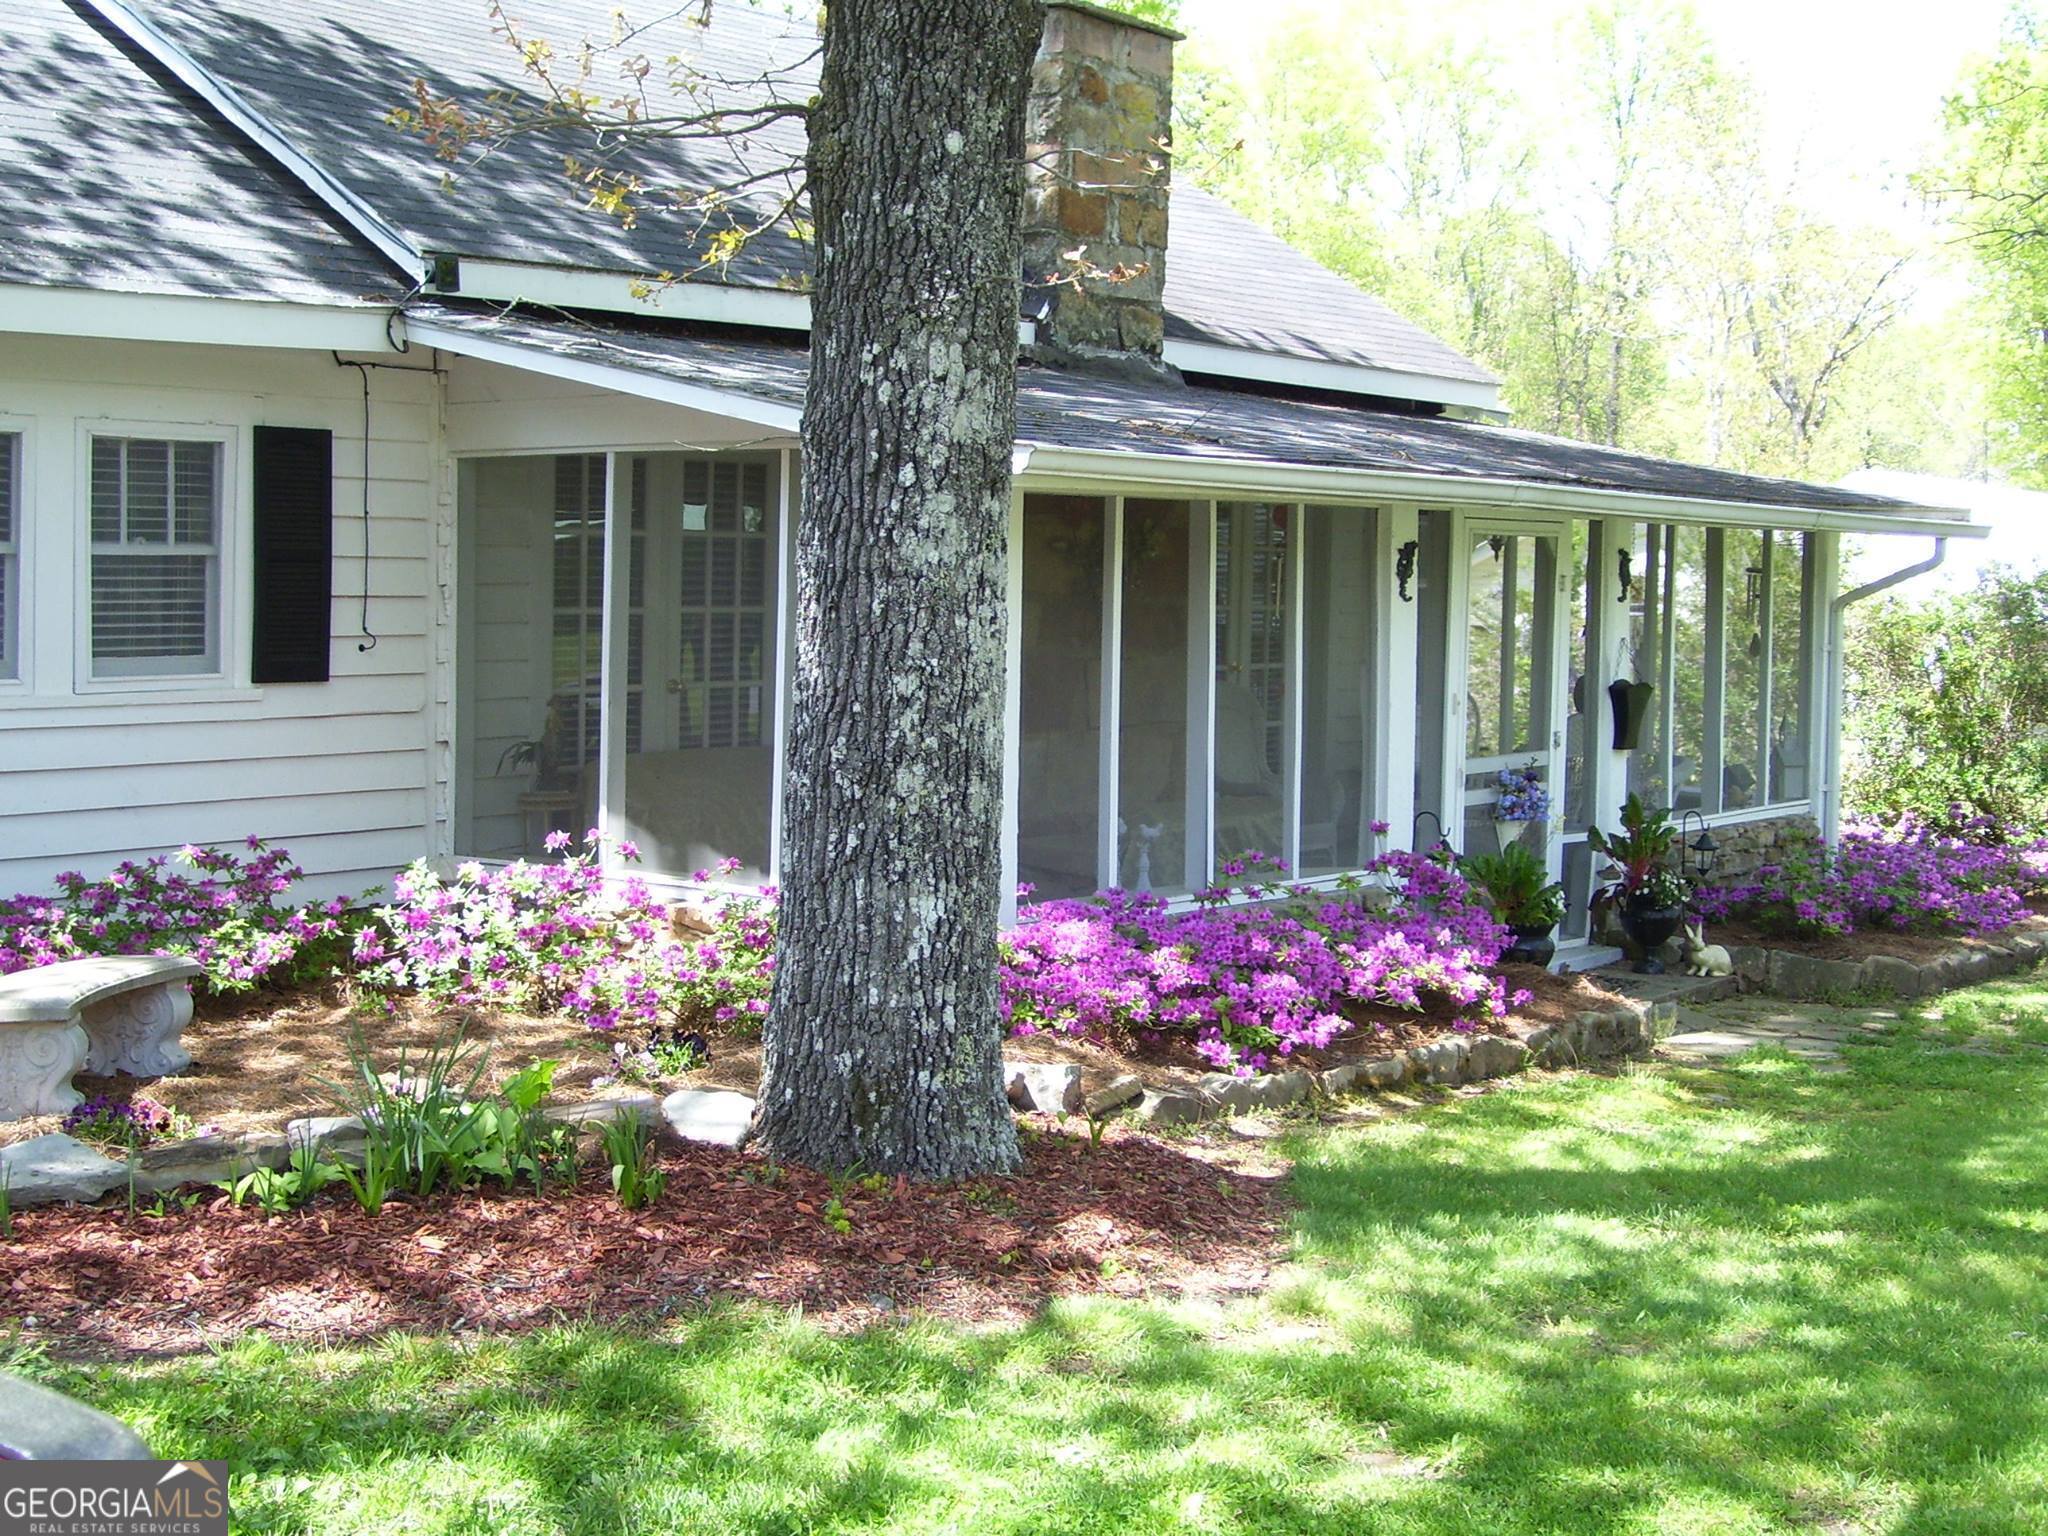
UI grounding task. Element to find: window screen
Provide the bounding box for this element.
[89,436,221,677]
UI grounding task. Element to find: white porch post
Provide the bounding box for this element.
[1702,528,1727,814]
[596,450,629,876]
[1187,500,1218,888]
[1440,510,1471,852]
[1812,530,1844,841]
[768,446,796,885]
[1584,519,1629,833]
[1000,486,1026,925]
[1375,504,1420,860]
[1281,503,1306,876]
[1097,496,1125,890]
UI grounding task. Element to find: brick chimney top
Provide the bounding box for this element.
[1022,1,1179,377]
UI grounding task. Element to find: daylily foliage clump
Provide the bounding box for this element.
[1693,816,2048,939]
[1004,852,1528,1075]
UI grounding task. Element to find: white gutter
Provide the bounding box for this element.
[77,0,426,281]
[1160,337,1506,419]
[0,283,400,352]
[1013,444,1985,540]
[402,314,803,433]
[1818,537,1948,842]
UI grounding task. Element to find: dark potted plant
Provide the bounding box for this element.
[1460,842,1568,967]
[1587,793,1690,973]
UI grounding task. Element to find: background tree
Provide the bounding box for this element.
[1845,568,2048,836]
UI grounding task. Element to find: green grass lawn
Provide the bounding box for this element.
[25,979,2048,1535]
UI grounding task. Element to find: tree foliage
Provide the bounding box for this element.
[1178,0,1977,480]
[1845,567,2048,837]
[1930,5,2048,484]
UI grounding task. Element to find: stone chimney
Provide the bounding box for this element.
[1021,0,1179,375]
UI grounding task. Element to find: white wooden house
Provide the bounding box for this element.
[0,0,1980,962]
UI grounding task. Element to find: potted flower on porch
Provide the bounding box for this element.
[1587,793,1691,974]
[1460,841,1568,966]
[1492,760,1550,853]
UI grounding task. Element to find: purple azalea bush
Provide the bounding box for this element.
[0,840,353,992]
[358,835,775,1036]
[1693,816,2048,939]
[1003,851,1528,1076]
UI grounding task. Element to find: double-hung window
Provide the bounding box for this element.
[0,432,18,681]
[88,435,223,679]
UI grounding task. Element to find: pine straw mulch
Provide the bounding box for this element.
[0,1117,1289,1361]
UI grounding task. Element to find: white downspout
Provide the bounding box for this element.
[1821,537,1947,842]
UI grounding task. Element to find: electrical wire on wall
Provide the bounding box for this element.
[331,340,447,655]
[335,357,378,652]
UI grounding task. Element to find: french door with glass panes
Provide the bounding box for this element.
[1455,521,1569,886]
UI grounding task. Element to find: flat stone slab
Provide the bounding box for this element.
[1003,1060,1084,1114]
[0,1133,128,1205]
[661,1088,755,1147]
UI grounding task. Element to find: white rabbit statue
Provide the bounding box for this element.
[1680,920,1733,978]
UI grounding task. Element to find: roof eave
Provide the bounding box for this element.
[1161,337,1505,418]
[1012,444,1986,538]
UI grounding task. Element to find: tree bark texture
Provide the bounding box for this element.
[755,0,1041,1177]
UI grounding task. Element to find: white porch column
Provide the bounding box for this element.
[596,450,629,876]
[1096,496,1125,890]
[1000,486,1026,925]
[1375,504,1420,856]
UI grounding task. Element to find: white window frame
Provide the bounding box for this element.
[75,422,236,690]
[0,422,25,690]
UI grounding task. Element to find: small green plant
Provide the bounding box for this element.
[221,1139,341,1214]
[1085,1115,1109,1152]
[822,1196,853,1234]
[597,1113,667,1210]
[1458,841,1567,929]
[0,1171,13,1242]
[329,1025,495,1199]
[1588,794,1686,908]
[334,1140,399,1216]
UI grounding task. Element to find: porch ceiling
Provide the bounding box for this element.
[402,300,1980,536]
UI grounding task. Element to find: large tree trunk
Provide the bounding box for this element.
[755,0,1040,1177]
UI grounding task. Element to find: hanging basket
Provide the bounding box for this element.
[1609,679,1656,751]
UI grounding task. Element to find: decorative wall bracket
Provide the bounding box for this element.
[1395,540,1419,603]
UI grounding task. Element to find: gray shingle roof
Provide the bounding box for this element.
[408,301,1950,519]
[119,0,1493,387]
[0,0,403,303]
[1163,187,1497,387]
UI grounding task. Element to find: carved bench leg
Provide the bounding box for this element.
[82,982,195,1078]
[0,1020,89,1121]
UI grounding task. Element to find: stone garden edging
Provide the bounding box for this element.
[1003,996,1676,1125]
[1723,925,2048,1003]
[0,1002,1681,1206]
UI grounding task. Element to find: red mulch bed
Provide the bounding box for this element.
[0,1118,1287,1360]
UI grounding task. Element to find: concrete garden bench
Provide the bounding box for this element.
[0,956,202,1121]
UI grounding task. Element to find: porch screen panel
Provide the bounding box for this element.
[1769,533,1811,803]
[1463,530,1554,853]
[622,453,776,885]
[1298,506,1374,878]
[1018,494,1106,900]
[456,453,638,863]
[1667,525,1710,813]
[0,433,15,680]
[1625,523,1668,808]
[1117,499,1194,894]
[1213,503,1289,870]
[1723,528,1765,810]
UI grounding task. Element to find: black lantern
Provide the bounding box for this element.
[1679,810,1718,884]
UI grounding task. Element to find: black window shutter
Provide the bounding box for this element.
[251,425,333,683]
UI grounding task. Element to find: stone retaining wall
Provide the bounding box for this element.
[1005,998,1676,1125]
[1726,925,2048,1002]
[1702,813,1820,889]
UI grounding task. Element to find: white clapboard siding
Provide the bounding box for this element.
[0,334,439,899]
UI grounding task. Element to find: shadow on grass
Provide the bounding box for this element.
[39,1017,2048,1535]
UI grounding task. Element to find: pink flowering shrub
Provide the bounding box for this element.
[1002,851,1527,1076]
[356,835,774,1036]
[0,840,354,993]
[1693,817,2048,939]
